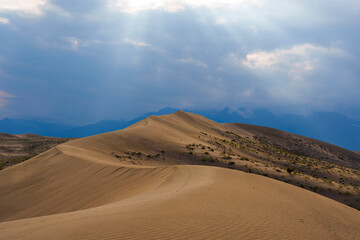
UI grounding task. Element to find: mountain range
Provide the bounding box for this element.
[0,107,359,151]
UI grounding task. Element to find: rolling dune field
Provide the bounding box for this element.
[1,111,360,239]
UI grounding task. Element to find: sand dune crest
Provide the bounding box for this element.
[1,111,360,239]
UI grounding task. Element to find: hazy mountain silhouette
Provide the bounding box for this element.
[0,107,359,150]
[58,107,180,137]
[0,118,74,136]
[195,108,360,151]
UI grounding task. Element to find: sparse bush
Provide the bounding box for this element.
[287,167,295,174]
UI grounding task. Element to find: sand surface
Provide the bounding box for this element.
[1,111,360,239]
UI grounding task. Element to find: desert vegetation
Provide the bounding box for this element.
[179,129,360,210]
[2,113,360,211]
[0,133,74,170]
[1,111,359,240]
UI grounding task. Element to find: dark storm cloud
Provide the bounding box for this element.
[0,0,359,123]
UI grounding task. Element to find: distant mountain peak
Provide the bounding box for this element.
[0,107,359,150]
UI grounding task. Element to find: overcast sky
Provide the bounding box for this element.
[0,0,359,124]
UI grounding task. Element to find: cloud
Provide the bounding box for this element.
[222,43,359,113]
[242,44,343,68]
[36,37,81,50]
[177,58,208,68]
[64,37,80,50]
[238,43,346,80]
[214,18,227,25]
[109,0,263,13]
[0,0,359,122]
[0,17,9,24]
[0,0,70,18]
[0,90,15,98]
[0,98,7,107]
[0,0,47,16]
[124,38,150,47]
[0,90,15,108]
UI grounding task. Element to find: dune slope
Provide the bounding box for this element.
[0,133,72,170]
[1,111,360,239]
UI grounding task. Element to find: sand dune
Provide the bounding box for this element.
[0,133,72,170]
[1,111,360,239]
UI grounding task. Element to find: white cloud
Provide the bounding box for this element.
[0,0,70,17]
[109,0,263,13]
[65,37,80,50]
[238,43,346,80]
[215,18,227,25]
[36,37,81,51]
[222,43,355,109]
[177,58,208,68]
[242,44,335,68]
[0,17,9,24]
[0,0,47,15]
[124,38,150,47]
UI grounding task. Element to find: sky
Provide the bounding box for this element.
[0,0,359,124]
